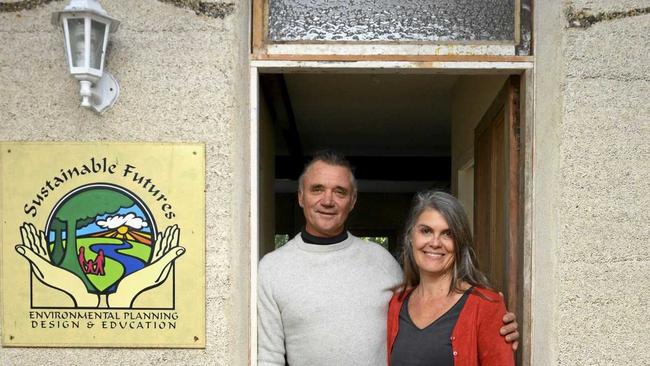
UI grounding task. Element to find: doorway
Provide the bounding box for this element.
[251,65,530,364]
[257,71,520,258]
[259,72,460,258]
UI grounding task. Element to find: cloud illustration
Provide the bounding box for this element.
[96,213,149,230]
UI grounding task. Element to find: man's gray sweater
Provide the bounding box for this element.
[258,233,403,366]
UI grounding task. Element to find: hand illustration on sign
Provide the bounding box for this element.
[15,222,185,308]
[15,223,100,307]
[108,225,185,308]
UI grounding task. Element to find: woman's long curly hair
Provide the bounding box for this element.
[399,191,491,298]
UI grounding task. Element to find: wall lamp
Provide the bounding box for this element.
[52,0,120,113]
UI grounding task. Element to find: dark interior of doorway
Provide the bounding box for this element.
[259,72,465,258]
[258,70,523,363]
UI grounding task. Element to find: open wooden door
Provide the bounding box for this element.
[473,76,523,319]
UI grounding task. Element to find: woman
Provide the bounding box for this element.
[387,191,514,366]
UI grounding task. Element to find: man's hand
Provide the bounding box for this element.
[500,312,519,351]
[499,292,519,351]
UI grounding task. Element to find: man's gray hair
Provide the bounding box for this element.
[298,150,357,193]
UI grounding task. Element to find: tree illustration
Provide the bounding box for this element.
[50,216,95,266]
[49,218,66,265]
[56,188,134,292]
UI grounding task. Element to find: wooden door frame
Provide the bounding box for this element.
[473,76,523,310]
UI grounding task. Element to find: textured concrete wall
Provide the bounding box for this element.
[0,0,250,365]
[534,0,650,365]
[558,1,649,365]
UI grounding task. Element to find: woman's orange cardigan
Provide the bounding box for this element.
[387,287,514,366]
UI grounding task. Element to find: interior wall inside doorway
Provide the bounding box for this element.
[259,92,276,256]
[259,72,509,260]
[451,74,508,197]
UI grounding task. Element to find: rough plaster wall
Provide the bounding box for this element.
[225,0,251,364]
[556,1,650,365]
[0,0,249,365]
[569,0,650,12]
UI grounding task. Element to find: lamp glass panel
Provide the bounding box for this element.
[67,18,86,67]
[90,20,106,70]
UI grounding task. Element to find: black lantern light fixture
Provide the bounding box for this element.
[52,0,120,113]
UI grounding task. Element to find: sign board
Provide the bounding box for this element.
[1,142,205,347]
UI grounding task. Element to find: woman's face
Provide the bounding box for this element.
[411,208,455,278]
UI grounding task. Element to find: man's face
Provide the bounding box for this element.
[298,161,357,238]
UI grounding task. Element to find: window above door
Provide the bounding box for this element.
[252,0,532,60]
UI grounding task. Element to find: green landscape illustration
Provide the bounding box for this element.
[16,183,185,308]
[45,186,155,294]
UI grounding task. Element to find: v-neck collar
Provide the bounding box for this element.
[405,287,472,331]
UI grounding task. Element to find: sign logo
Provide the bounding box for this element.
[16,183,185,309]
[2,143,205,347]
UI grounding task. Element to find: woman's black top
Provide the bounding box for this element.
[390,289,471,366]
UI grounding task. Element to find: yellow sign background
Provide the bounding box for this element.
[1,142,205,347]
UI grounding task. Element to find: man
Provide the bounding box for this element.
[258,151,518,365]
